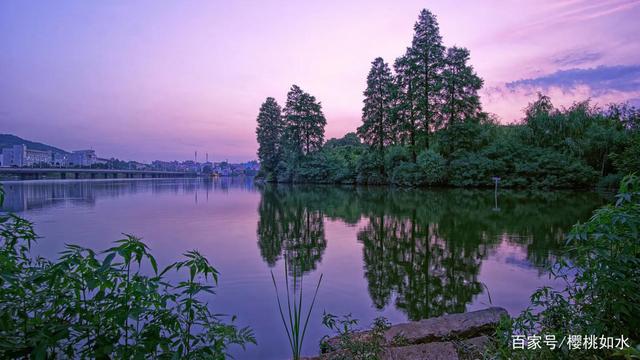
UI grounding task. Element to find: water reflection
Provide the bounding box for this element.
[358,212,485,320]
[257,185,603,320]
[1,179,606,359]
[257,186,327,275]
[1,177,256,213]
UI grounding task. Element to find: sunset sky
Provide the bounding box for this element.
[1,0,639,162]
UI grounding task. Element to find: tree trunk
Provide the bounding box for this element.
[424,52,430,150]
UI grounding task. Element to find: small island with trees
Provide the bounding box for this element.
[256,9,638,189]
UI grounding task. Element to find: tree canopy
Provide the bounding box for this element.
[255,8,639,188]
[357,57,395,152]
[282,85,326,156]
[256,97,283,177]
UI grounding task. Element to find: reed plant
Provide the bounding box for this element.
[271,257,323,360]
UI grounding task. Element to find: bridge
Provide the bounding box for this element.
[0,167,198,180]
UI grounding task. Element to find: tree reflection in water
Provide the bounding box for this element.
[256,184,604,320]
[257,185,327,276]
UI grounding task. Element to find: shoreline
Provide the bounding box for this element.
[308,307,508,360]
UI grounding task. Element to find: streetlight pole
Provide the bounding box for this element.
[492,176,501,211]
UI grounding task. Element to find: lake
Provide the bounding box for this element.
[0,178,604,359]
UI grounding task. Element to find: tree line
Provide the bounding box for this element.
[255,84,327,182]
[256,9,639,188]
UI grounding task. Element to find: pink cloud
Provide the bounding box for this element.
[483,84,640,123]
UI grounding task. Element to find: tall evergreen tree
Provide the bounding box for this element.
[357,57,395,152]
[282,85,326,156]
[255,97,283,176]
[442,47,483,124]
[409,9,445,149]
[393,52,419,161]
[282,85,305,157]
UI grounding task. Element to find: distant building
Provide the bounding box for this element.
[69,150,98,167]
[243,160,260,171]
[1,145,52,167]
[53,152,69,167]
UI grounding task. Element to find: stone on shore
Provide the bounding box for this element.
[383,307,508,344]
[311,307,508,360]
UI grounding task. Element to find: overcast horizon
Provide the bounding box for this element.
[2,0,639,163]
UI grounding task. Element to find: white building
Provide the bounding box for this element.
[69,150,98,167]
[1,145,52,167]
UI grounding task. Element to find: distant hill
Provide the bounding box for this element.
[0,134,69,155]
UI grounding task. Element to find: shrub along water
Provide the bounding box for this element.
[319,313,391,359]
[0,186,255,359]
[488,175,640,359]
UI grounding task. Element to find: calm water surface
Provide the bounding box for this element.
[1,178,604,359]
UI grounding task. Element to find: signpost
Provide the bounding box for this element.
[492,176,501,211]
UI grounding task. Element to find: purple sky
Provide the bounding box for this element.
[1,0,639,162]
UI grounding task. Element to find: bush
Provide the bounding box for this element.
[488,175,640,358]
[389,151,446,187]
[294,153,332,183]
[510,147,598,188]
[416,149,446,185]
[275,134,365,184]
[319,313,390,358]
[612,133,640,175]
[390,162,421,186]
[448,152,497,187]
[323,142,364,184]
[276,155,296,183]
[436,119,496,157]
[356,151,385,185]
[596,173,624,190]
[448,143,598,189]
[383,145,412,175]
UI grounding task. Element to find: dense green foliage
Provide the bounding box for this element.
[259,97,636,188]
[255,9,639,189]
[442,46,483,123]
[489,175,640,358]
[357,57,395,154]
[0,187,254,359]
[256,97,284,179]
[255,85,328,182]
[282,85,327,157]
[407,9,446,150]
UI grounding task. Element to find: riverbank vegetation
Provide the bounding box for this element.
[489,175,640,358]
[255,9,639,189]
[0,187,255,359]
